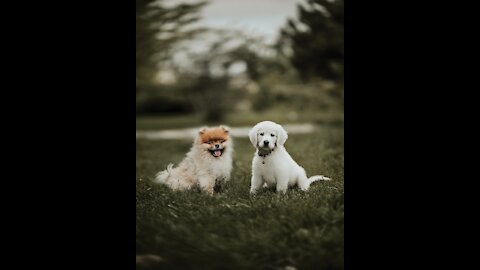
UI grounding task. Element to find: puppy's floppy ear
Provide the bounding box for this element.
[220,125,230,134]
[248,124,259,147]
[276,124,288,146]
[198,126,208,134]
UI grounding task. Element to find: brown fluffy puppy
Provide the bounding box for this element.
[154,126,233,195]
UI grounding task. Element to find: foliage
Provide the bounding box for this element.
[136,0,207,86]
[279,0,344,82]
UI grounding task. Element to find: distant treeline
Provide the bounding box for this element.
[136,0,344,120]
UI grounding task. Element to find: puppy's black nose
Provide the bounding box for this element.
[215,144,220,148]
[263,140,269,145]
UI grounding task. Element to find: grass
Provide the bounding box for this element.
[136,122,344,270]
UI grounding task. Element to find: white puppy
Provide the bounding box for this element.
[248,121,331,194]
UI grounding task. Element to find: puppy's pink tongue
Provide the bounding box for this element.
[214,150,222,157]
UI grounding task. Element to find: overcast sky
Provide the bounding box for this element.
[201,0,302,42]
[163,0,303,43]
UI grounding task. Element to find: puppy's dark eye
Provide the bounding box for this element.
[271,134,275,137]
[220,140,225,143]
[207,141,212,144]
[259,133,264,136]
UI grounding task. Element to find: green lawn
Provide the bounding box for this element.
[136,123,344,270]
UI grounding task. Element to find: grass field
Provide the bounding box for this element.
[136,119,344,270]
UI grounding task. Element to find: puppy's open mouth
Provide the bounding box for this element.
[209,148,224,157]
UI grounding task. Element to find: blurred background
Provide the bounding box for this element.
[136,0,344,129]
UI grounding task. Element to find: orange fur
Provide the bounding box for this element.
[198,127,229,148]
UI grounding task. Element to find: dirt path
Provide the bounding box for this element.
[136,123,316,140]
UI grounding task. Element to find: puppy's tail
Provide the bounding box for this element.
[308,175,332,184]
[154,163,174,184]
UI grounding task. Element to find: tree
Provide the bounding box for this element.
[176,30,256,122]
[136,0,207,88]
[279,0,344,82]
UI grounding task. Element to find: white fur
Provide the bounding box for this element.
[248,121,331,194]
[154,126,233,195]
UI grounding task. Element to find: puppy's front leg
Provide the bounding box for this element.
[276,177,289,194]
[250,173,264,195]
[199,176,215,195]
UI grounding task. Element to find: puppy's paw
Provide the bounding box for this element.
[204,188,214,196]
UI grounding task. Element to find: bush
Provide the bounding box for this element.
[136,85,194,115]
